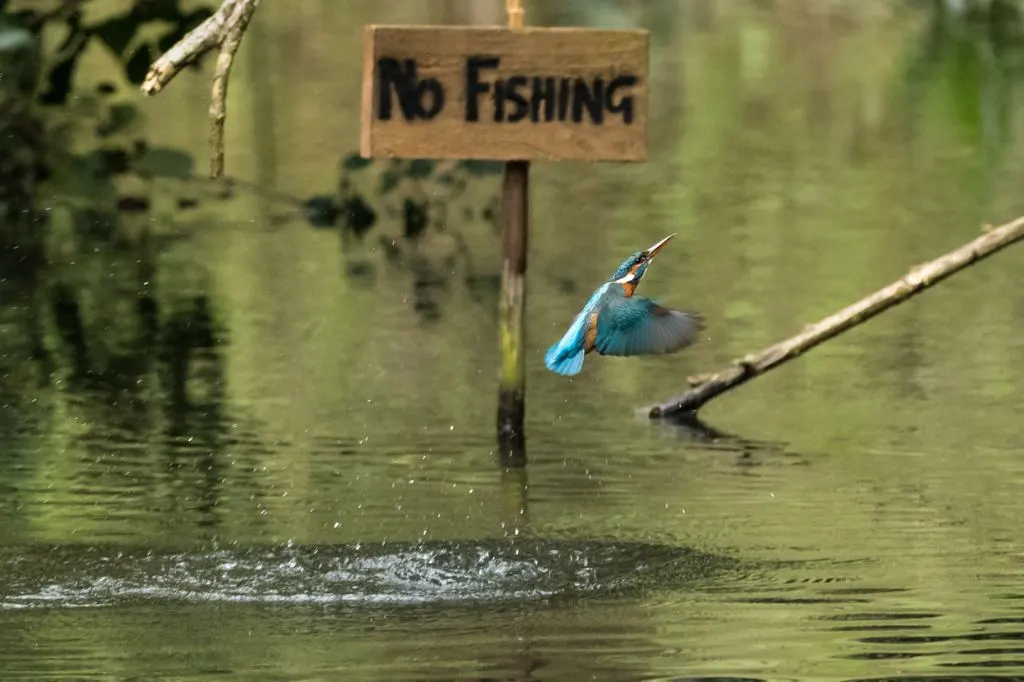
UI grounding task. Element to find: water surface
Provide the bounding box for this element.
[2,1,1024,680]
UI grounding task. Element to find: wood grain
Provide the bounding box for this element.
[360,25,649,162]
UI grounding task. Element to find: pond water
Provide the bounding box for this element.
[2,1,1024,680]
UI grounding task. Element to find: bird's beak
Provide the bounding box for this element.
[643,233,676,261]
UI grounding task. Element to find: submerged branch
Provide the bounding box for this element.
[139,0,260,179]
[646,216,1024,419]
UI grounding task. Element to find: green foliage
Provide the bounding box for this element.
[898,0,1024,207]
[905,0,1024,148]
[0,11,33,51]
[0,0,215,286]
[134,146,194,179]
[456,159,503,177]
[301,153,503,324]
[407,159,435,179]
[309,154,501,240]
[340,152,371,172]
[95,102,136,136]
[5,0,214,105]
[0,0,505,331]
[379,164,402,195]
[402,198,428,240]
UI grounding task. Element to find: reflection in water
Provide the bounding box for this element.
[1,0,1024,680]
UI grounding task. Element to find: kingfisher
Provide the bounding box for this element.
[544,233,704,376]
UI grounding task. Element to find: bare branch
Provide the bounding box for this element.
[140,0,260,179]
[645,216,1024,419]
[207,3,254,179]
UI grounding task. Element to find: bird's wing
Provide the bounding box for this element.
[593,292,704,357]
[546,283,609,355]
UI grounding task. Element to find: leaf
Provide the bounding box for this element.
[342,194,376,237]
[457,159,503,176]
[378,234,401,262]
[185,8,216,24]
[0,14,38,93]
[117,195,150,213]
[0,16,34,53]
[379,168,401,195]
[92,15,138,56]
[38,13,89,105]
[74,208,116,242]
[407,159,435,179]
[156,29,181,54]
[303,195,340,228]
[59,153,118,203]
[157,8,214,54]
[341,152,372,172]
[92,147,132,175]
[134,0,192,23]
[96,103,138,137]
[403,199,429,240]
[345,261,375,280]
[39,52,81,105]
[136,146,194,179]
[124,43,152,85]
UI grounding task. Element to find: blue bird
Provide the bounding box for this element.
[544,233,704,376]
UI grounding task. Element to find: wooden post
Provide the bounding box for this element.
[358,14,649,464]
[497,0,529,466]
[497,160,529,464]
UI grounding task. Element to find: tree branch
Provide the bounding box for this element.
[645,216,1024,419]
[140,0,260,179]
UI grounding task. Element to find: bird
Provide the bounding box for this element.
[544,233,704,377]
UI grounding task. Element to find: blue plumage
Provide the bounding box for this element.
[593,288,703,356]
[544,234,703,377]
[545,345,585,376]
[544,283,610,376]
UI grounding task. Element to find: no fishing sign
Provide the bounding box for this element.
[360,25,650,161]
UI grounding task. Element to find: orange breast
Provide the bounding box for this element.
[584,309,599,351]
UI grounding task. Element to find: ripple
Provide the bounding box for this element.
[0,539,738,610]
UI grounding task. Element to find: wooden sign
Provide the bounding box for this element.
[360,26,649,162]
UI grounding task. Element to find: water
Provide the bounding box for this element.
[2,0,1024,679]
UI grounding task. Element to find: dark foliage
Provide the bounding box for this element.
[5,0,214,105]
[316,153,503,324]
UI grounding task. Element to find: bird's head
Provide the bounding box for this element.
[609,233,676,289]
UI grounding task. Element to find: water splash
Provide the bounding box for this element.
[0,539,736,610]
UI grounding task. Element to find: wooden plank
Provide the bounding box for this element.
[360,25,649,162]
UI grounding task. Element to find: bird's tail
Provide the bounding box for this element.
[545,343,585,376]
